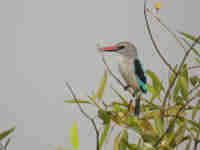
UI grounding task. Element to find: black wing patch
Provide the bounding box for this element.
[134,59,147,84]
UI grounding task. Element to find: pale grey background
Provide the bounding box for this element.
[0,0,199,150]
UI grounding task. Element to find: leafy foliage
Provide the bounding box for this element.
[64,1,200,150]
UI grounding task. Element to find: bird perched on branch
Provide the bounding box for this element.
[98,41,147,116]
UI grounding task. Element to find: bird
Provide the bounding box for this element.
[98,41,147,116]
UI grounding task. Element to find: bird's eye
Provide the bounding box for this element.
[117,45,125,50]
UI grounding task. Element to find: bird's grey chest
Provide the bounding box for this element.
[118,57,139,89]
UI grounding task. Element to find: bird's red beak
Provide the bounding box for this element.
[99,45,118,52]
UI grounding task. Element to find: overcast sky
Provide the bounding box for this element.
[0,0,200,150]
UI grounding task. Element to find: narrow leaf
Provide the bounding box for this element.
[179,76,188,99]
[192,100,200,119]
[64,99,91,104]
[70,121,79,150]
[184,139,192,150]
[146,70,164,93]
[169,122,186,147]
[114,132,121,150]
[119,130,128,150]
[97,71,107,100]
[0,126,16,141]
[179,31,200,44]
[99,122,110,148]
[147,84,158,101]
[195,57,200,64]
[154,117,164,135]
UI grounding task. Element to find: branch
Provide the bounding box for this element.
[188,65,200,70]
[65,81,100,150]
[144,0,177,75]
[162,34,200,110]
[154,94,198,147]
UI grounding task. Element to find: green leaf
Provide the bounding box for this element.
[154,117,164,135]
[169,122,186,148]
[184,139,192,150]
[179,76,188,99]
[126,116,142,134]
[195,57,200,64]
[114,132,121,150]
[70,121,79,150]
[146,70,164,93]
[64,99,91,104]
[96,71,107,100]
[99,122,110,148]
[111,87,128,105]
[119,130,128,150]
[173,77,181,100]
[0,126,16,141]
[179,31,200,44]
[146,84,158,101]
[140,119,156,136]
[141,133,159,145]
[98,110,111,124]
[192,100,200,119]
[187,119,200,130]
[190,76,200,86]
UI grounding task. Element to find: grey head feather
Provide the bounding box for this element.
[115,41,138,59]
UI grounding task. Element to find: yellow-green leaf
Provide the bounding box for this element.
[64,99,91,104]
[185,139,192,150]
[97,71,107,100]
[179,76,188,99]
[192,100,200,119]
[147,84,158,101]
[99,122,110,148]
[146,70,164,93]
[114,132,121,150]
[190,76,200,86]
[70,121,79,150]
[154,117,164,135]
[0,126,16,141]
[119,130,128,150]
[195,57,200,64]
[179,31,200,44]
[140,119,156,136]
[169,122,186,147]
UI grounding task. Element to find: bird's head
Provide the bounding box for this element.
[99,41,138,59]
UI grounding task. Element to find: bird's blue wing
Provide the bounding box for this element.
[133,58,147,93]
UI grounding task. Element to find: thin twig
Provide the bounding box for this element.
[65,81,100,150]
[154,94,198,147]
[188,83,200,95]
[144,0,177,75]
[162,35,200,110]
[147,9,187,52]
[188,65,200,70]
